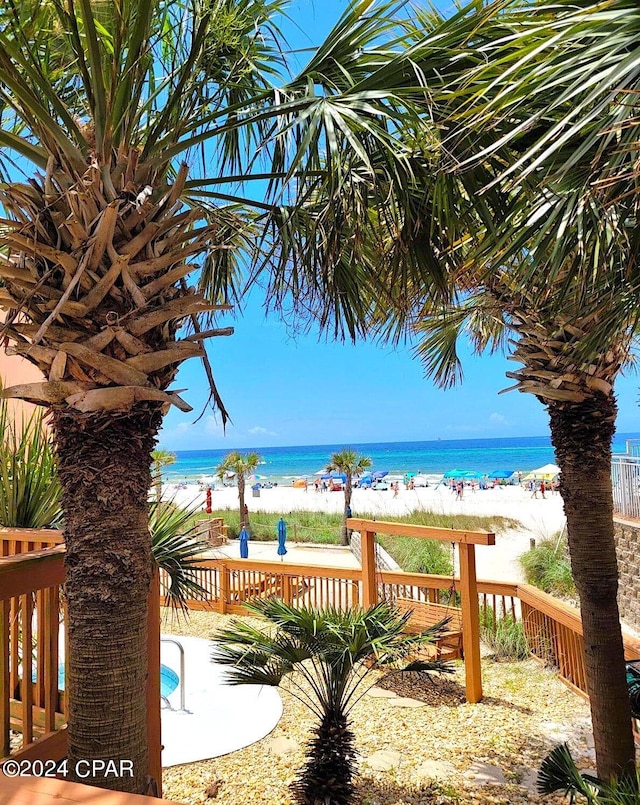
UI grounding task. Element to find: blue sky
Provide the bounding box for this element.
[159,1,640,451]
[159,291,640,450]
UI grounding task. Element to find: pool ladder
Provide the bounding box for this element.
[161,637,191,713]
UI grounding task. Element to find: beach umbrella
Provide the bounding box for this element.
[488,469,515,479]
[277,518,287,561]
[371,470,388,480]
[522,463,561,481]
[239,527,249,559]
[443,469,467,478]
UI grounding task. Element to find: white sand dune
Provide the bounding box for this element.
[163,482,567,583]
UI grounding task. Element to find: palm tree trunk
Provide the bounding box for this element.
[341,480,352,546]
[548,393,635,781]
[52,406,162,794]
[238,477,248,529]
[294,709,356,805]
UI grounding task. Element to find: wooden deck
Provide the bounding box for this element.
[0,775,184,804]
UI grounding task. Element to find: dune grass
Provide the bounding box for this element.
[519,532,575,597]
[196,507,517,575]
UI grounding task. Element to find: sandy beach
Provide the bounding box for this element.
[163,481,567,583]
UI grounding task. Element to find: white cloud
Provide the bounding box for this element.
[205,415,226,437]
[248,425,277,436]
[489,412,509,426]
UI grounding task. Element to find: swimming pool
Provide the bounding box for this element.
[40,663,179,697]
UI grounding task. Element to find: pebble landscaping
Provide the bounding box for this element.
[162,609,594,804]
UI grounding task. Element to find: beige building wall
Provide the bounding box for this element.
[0,350,44,422]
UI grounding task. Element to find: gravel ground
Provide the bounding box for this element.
[161,609,593,805]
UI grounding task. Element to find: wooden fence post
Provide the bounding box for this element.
[219,563,229,614]
[361,530,377,609]
[459,542,483,703]
[283,576,293,606]
[146,568,162,796]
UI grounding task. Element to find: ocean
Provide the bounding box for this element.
[162,433,640,484]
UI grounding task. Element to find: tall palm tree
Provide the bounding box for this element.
[0,0,430,791]
[212,598,449,805]
[326,449,372,545]
[339,1,640,778]
[215,450,261,529]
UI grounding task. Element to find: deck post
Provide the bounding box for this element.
[459,542,483,703]
[219,563,229,614]
[1,599,9,757]
[283,575,293,606]
[147,568,162,797]
[361,530,377,609]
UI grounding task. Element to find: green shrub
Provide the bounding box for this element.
[520,533,575,597]
[480,609,530,661]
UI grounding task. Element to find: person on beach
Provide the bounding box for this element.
[540,480,546,499]
[456,481,463,500]
[393,482,399,498]
[531,481,538,498]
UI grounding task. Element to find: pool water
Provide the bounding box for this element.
[161,664,179,698]
[38,663,179,697]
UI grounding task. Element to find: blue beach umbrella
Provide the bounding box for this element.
[239,527,249,559]
[371,470,388,480]
[488,469,515,479]
[277,518,287,561]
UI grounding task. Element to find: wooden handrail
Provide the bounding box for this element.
[194,557,362,580]
[0,546,65,600]
[347,518,496,545]
[0,527,63,543]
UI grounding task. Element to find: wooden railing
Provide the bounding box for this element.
[0,529,163,795]
[0,542,66,762]
[165,555,640,702]
[0,526,63,556]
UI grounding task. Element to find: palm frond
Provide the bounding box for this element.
[150,497,209,611]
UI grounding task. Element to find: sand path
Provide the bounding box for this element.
[164,483,567,583]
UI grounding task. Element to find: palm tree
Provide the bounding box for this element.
[151,449,176,502]
[0,0,430,791]
[326,449,372,545]
[216,450,261,529]
[212,598,449,805]
[336,2,640,778]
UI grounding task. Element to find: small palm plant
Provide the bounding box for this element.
[538,743,639,803]
[212,598,450,805]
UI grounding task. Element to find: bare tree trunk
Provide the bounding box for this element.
[341,478,352,546]
[53,405,162,794]
[548,393,635,781]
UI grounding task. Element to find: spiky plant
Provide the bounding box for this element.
[0,391,62,528]
[538,743,640,803]
[212,598,450,805]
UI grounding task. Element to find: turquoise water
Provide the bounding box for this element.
[163,433,640,484]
